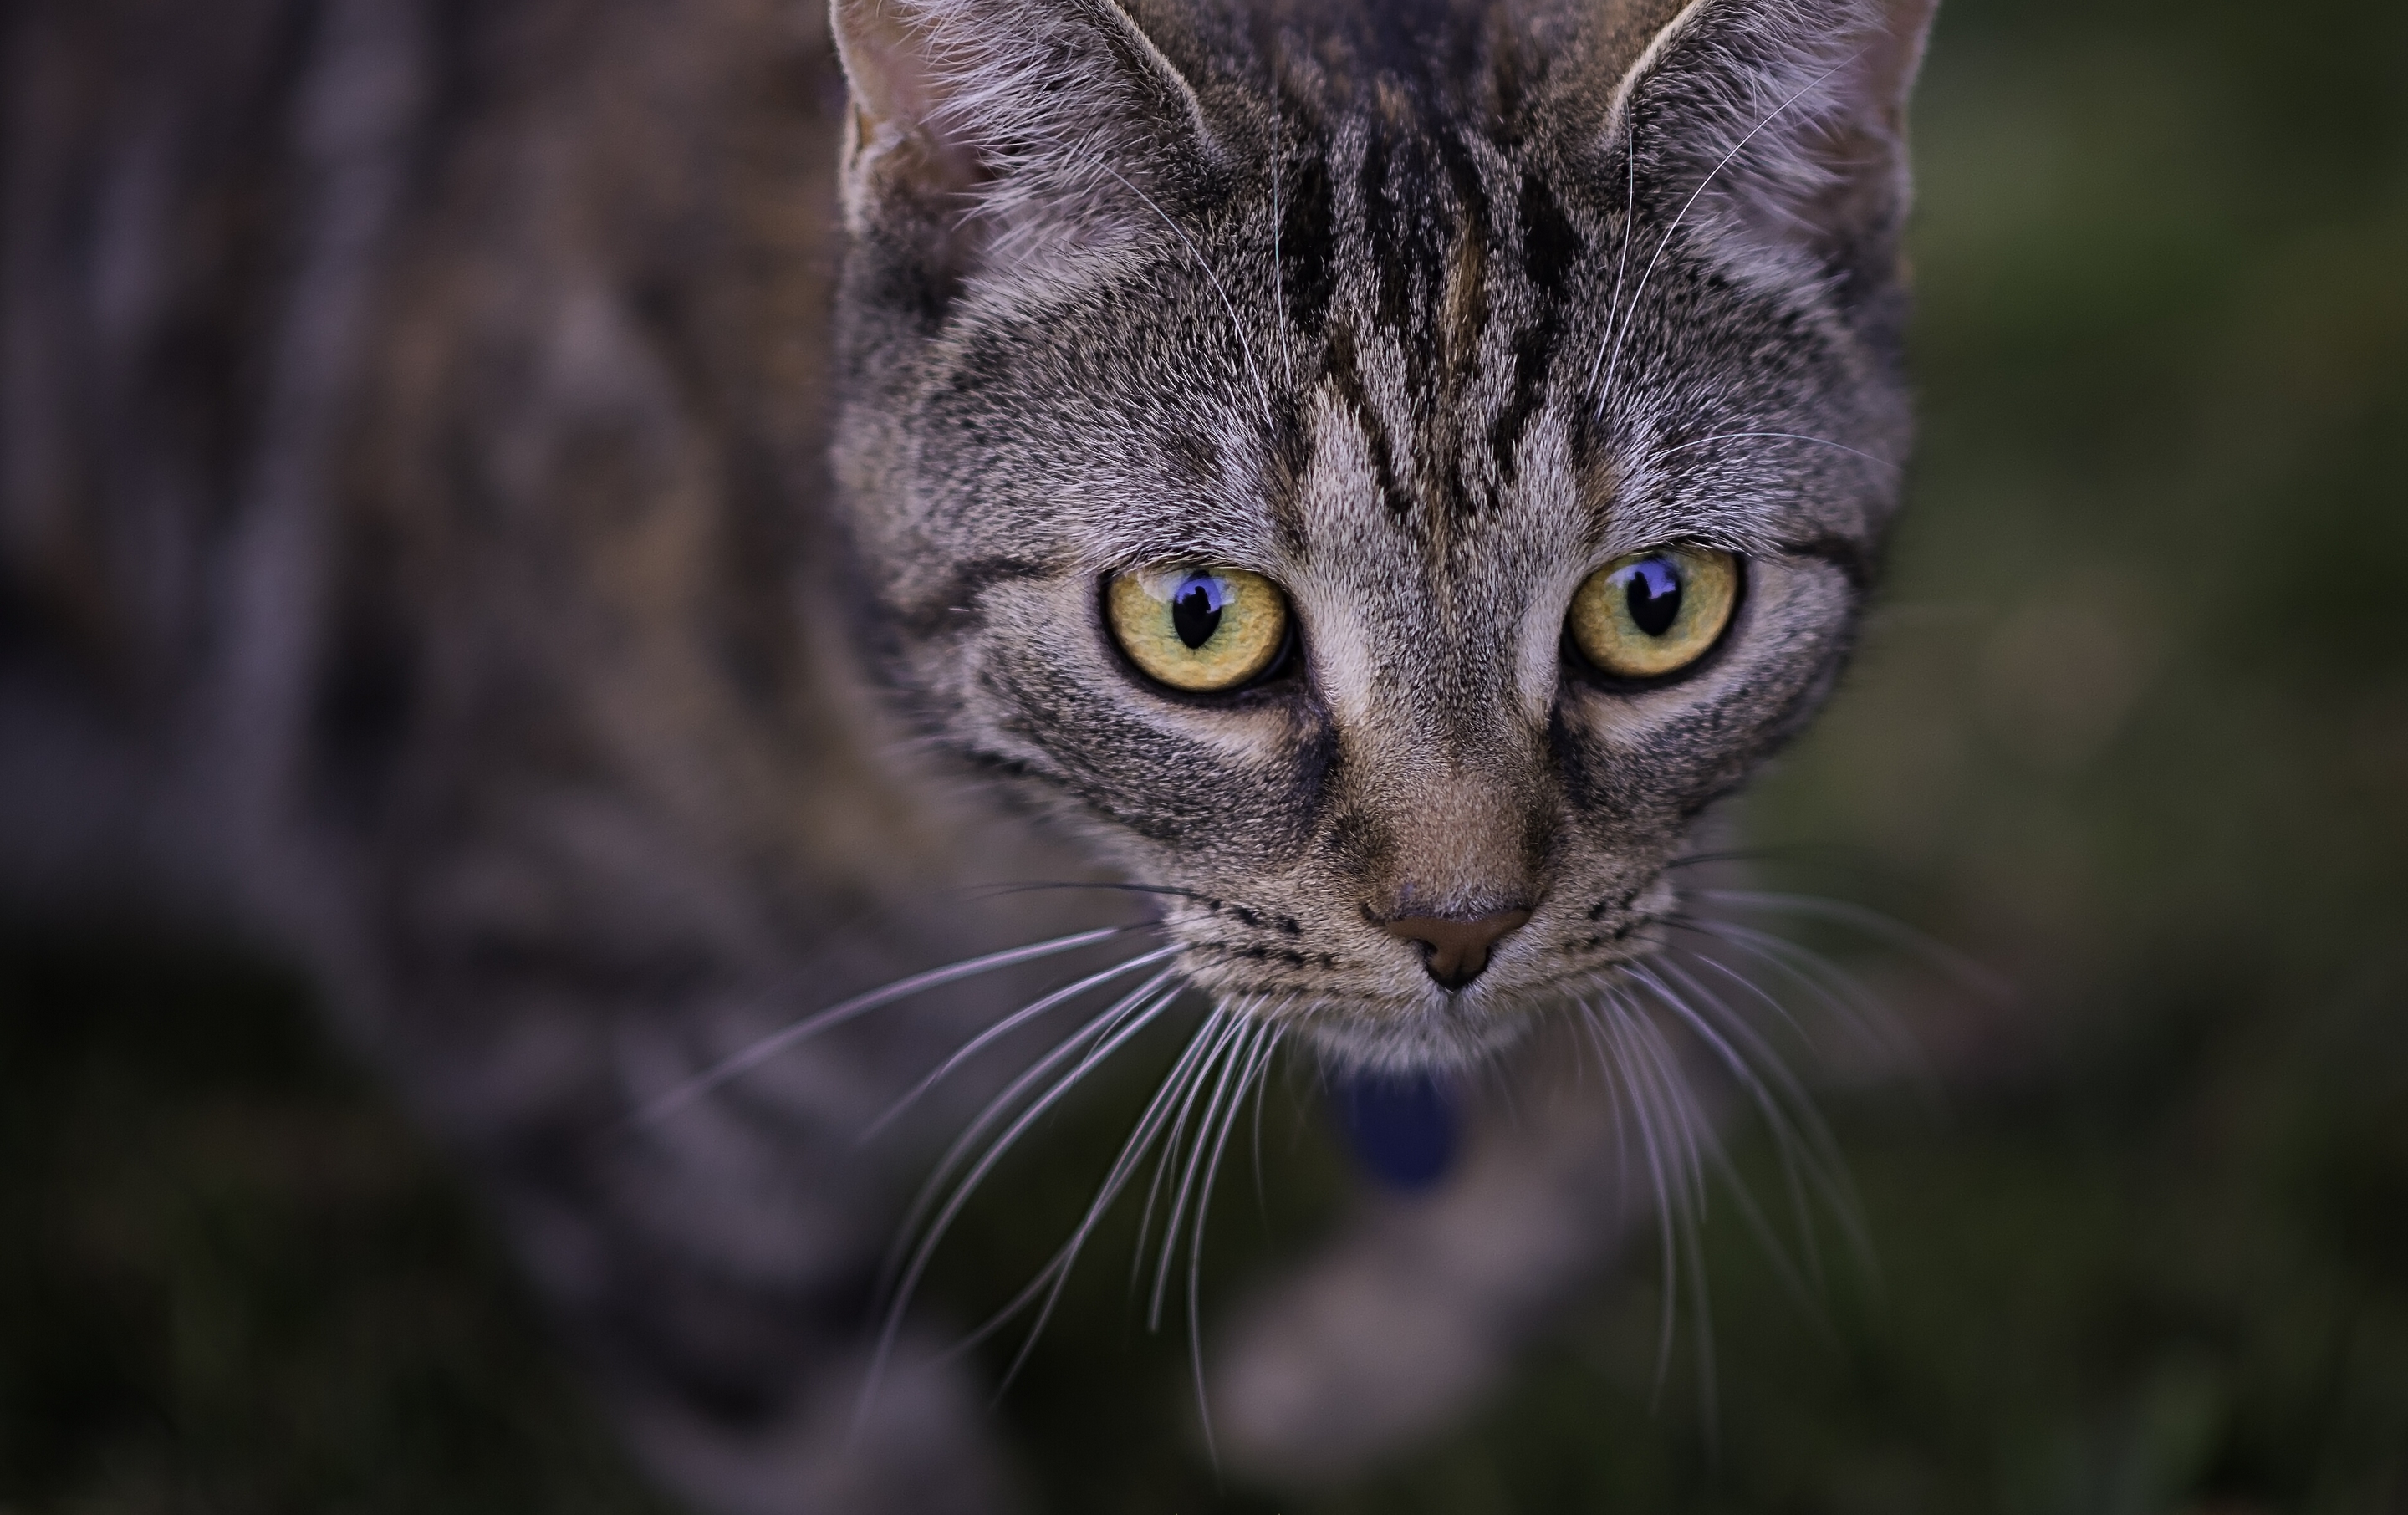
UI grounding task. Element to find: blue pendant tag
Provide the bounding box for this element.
[1331,1069,1457,1191]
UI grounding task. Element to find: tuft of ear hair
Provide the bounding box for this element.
[1602,0,1937,309]
[830,0,1222,274]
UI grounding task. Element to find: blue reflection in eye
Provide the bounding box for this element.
[1171,571,1231,650]
[1621,556,1683,637]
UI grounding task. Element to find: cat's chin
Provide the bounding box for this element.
[1276,993,1557,1077]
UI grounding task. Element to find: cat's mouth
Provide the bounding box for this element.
[1166,911,1674,1074]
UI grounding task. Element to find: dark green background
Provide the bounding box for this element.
[7,0,2405,1507]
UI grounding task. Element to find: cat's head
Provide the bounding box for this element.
[828,0,1934,1070]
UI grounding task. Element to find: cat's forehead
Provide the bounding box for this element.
[927,69,1885,590]
[1039,166,1839,578]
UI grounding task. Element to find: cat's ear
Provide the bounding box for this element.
[830,0,1220,270]
[1595,0,1936,306]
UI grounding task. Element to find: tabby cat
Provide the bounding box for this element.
[0,0,1932,1507]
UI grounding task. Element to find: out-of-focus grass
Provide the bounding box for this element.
[0,932,675,1514]
[4,0,2404,1508]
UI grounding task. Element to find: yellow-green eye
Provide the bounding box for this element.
[1107,566,1289,692]
[1567,547,1740,680]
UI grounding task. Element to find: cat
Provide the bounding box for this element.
[0,0,1932,1508]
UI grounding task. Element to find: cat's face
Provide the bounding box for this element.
[831,0,1930,1069]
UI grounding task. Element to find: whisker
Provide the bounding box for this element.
[1249,996,1291,1222]
[1664,913,1898,1064]
[1627,962,1788,1135]
[628,926,1138,1129]
[1643,431,1900,472]
[1691,888,2012,1002]
[1664,949,1868,1176]
[1663,840,1874,873]
[860,945,1184,1142]
[1666,913,1944,1125]
[1583,99,1642,401]
[1657,955,1855,1188]
[1627,962,1846,1296]
[1085,159,1278,434]
[1272,134,1291,395]
[1612,988,1719,1417]
[1630,991,1715,1218]
[882,968,1183,1292]
[1131,1011,1249,1298]
[1695,919,1934,1120]
[862,979,1186,1424]
[1188,1017,1280,1466]
[1595,48,1870,411]
[962,879,1217,906]
[1592,995,1686,1393]
[1661,930,1818,1047]
[1633,957,1833,1150]
[982,1004,1245,1390]
[1577,1003,1635,1204]
[1151,1015,1257,1330]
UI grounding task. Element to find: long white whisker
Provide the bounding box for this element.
[1152,1014,1256,1329]
[1661,952,1857,1180]
[983,1004,1242,1389]
[862,980,1184,1424]
[1188,1018,1278,1466]
[1670,913,1938,1132]
[1656,957,1849,1174]
[1578,1003,1635,1205]
[1666,915,1895,1058]
[1644,431,1900,472]
[630,926,1134,1127]
[860,945,1183,1142]
[1629,960,1821,1177]
[1086,160,1277,433]
[1272,136,1292,395]
[1611,989,1717,1410]
[1584,102,1643,400]
[1669,949,1885,1278]
[1626,989,1713,1217]
[883,968,1181,1290]
[1630,964,1780,1109]
[1124,1013,1226,1293]
[1595,995,1684,1390]
[1629,962,1833,1298]
[1249,997,1289,1220]
[1692,888,2011,1001]
[1668,934,1818,1046]
[1134,1011,1248,1301]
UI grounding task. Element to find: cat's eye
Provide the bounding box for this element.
[1567,547,1740,681]
[1107,566,1290,692]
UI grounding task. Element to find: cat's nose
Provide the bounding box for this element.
[1379,910,1532,991]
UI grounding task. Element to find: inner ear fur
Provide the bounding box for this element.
[830,0,1223,263]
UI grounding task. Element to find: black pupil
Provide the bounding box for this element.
[1625,559,1683,638]
[1171,576,1225,650]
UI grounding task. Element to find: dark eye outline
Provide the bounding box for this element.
[1097,569,1303,702]
[1559,548,1748,691]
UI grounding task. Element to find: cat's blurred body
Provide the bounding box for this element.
[0,0,1931,1507]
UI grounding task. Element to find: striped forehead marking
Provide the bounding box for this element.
[1281,108,1597,544]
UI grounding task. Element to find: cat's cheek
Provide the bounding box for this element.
[965,627,1339,870]
[1545,720,1694,854]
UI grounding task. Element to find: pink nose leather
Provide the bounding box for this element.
[1380,910,1532,990]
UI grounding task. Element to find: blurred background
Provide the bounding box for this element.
[4,0,2404,1507]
